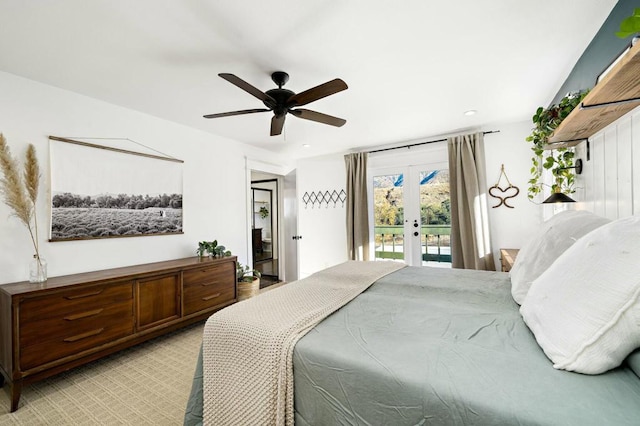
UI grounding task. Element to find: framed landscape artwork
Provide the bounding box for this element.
[49,136,183,241]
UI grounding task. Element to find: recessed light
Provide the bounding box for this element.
[464,110,477,116]
[302,144,311,148]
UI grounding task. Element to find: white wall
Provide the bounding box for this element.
[483,120,544,269]
[487,104,640,263]
[574,104,640,219]
[281,108,639,277]
[0,67,558,283]
[0,71,283,284]
[296,153,347,278]
[293,120,543,275]
[368,121,542,271]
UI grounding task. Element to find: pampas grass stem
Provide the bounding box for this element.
[24,144,40,258]
[0,134,42,267]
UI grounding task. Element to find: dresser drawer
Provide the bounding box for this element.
[183,262,235,315]
[20,299,134,370]
[19,299,134,349]
[183,262,235,287]
[183,279,235,316]
[20,282,133,323]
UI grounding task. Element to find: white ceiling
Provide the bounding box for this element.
[0,1,617,160]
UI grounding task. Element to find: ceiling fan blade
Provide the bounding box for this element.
[218,73,276,106]
[271,114,286,136]
[203,108,270,119]
[286,79,348,107]
[290,108,346,127]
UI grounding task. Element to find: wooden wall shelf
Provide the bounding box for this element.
[546,41,640,148]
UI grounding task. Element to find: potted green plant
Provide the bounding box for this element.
[196,241,209,257]
[616,8,640,40]
[207,240,230,258]
[236,262,261,300]
[259,206,269,219]
[526,90,589,201]
[196,240,232,258]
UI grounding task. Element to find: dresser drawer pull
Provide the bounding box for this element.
[63,328,105,342]
[64,308,104,321]
[64,289,103,300]
[202,293,221,301]
[201,281,221,287]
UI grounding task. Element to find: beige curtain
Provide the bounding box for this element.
[345,152,370,261]
[448,133,494,270]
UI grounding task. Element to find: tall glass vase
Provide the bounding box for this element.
[29,254,47,283]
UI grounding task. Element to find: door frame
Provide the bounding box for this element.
[246,159,290,282]
[251,183,276,263]
[283,169,298,282]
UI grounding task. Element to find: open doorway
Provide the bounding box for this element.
[251,176,280,287]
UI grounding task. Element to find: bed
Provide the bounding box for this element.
[185,211,640,425]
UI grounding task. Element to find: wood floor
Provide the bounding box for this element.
[255,258,278,276]
[255,258,280,289]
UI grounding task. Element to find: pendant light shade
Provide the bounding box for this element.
[542,192,576,204]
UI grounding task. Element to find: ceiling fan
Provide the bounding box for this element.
[203,72,348,136]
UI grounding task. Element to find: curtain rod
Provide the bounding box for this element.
[367,130,500,154]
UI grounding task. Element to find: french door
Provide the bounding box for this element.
[370,164,451,267]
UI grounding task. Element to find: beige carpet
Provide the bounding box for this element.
[0,322,204,425]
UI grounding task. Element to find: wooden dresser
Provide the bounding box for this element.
[0,256,237,412]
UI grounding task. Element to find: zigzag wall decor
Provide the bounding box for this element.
[302,189,347,208]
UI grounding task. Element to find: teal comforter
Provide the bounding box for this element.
[186,266,640,425]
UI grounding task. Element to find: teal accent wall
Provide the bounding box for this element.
[551,0,638,105]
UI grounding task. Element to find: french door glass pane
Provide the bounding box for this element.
[373,173,404,262]
[419,170,451,267]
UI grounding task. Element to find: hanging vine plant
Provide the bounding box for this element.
[526,90,589,200]
[615,8,640,38]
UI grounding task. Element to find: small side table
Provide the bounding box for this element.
[500,249,519,272]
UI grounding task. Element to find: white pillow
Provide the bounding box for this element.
[520,215,640,374]
[510,210,610,305]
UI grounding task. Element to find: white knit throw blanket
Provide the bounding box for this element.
[202,260,406,426]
